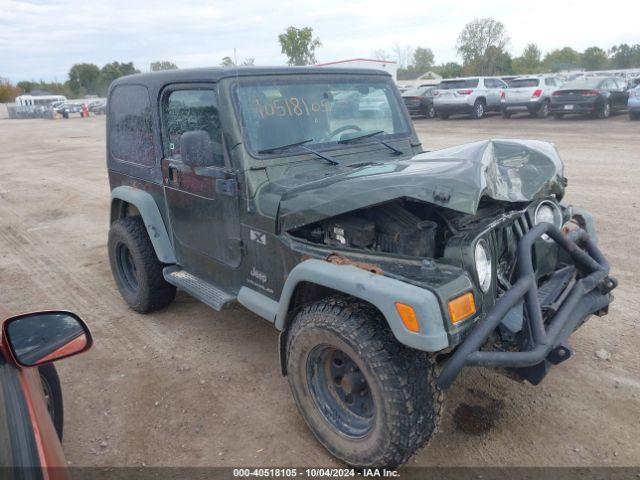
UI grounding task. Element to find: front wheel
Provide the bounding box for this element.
[471,100,485,119]
[425,105,436,119]
[597,100,611,119]
[536,100,550,118]
[286,297,443,468]
[39,364,64,441]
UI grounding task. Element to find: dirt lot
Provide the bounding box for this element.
[0,113,638,468]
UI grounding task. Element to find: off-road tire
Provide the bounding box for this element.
[471,99,485,119]
[108,217,176,313]
[38,364,64,441]
[286,296,443,469]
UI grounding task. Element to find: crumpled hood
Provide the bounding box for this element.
[259,139,565,231]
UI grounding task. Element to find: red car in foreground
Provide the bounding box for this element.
[0,306,92,479]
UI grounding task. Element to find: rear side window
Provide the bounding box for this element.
[109,85,155,166]
[509,79,540,88]
[162,88,224,167]
[439,79,479,89]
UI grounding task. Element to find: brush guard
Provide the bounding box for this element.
[437,222,617,389]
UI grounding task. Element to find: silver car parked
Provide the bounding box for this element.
[433,77,508,119]
[501,75,562,118]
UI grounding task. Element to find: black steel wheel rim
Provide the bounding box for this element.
[116,242,139,292]
[306,345,375,438]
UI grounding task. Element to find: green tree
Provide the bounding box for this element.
[97,61,140,95]
[413,47,435,71]
[220,56,235,67]
[278,26,321,66]
[434,62,463,79]
[543,47,581,72]
[608,44,640,68]
[16,80,36,93]
[581,47,608,71]
[456,18,510,75]
[150,61,178,71]
[68,63,101,95]
[512,43,541,74]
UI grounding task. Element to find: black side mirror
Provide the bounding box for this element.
[180,130,214,167]
[2,311,92,367]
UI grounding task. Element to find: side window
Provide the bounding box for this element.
[497,80,508,89]
[162,88,224,167]
[483,79,494,88]
[109,85,155,166]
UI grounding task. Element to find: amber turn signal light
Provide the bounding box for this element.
[395,303,420,333]
[448,292,476,324]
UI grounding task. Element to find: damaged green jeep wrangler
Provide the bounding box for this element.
[106,67,616,468]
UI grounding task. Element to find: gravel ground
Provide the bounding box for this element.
[0,112,638,468]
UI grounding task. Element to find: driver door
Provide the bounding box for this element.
[160,84,242,274]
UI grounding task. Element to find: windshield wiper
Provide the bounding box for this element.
[258,138,340,165]
[257,138,314,154]
[338,130,404,156]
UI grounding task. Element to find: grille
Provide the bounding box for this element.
[493,213,533,293]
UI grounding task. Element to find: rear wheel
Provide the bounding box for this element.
[38,364,63,441]
[108,217,176,313]
[286,297,443,468]
[471,99,485,119]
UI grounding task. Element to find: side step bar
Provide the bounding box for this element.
[163,266,236,311]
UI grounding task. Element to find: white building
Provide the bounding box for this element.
[315,58,398,81]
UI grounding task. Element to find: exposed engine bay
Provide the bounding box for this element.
[289,198,534,261]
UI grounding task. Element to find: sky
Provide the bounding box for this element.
[1,0,639,82]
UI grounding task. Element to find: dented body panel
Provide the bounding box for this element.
[106,67,615,386]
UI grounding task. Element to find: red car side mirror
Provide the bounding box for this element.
[2,311,92,367]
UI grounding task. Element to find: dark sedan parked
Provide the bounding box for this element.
[402,85,438,118]
[551,77,629,119]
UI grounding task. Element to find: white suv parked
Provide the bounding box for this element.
[501,75,562,118]
[433,77,508,119]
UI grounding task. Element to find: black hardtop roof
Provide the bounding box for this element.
[111,66,392,90]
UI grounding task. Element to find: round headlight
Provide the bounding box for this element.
[534,201,562,228]
[474,239,492,292]
[534,200,562,241]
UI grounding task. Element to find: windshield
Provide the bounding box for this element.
[438,79,479,89]
[234,75,410,155]
[508,79,539,88]
[402,86,435,97]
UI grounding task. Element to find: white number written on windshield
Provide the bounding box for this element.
[254,96,332,119]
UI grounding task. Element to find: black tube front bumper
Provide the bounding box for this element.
[437,223,617,389]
